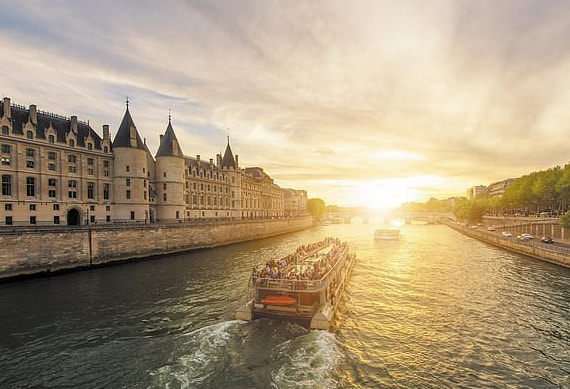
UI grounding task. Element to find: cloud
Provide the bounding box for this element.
[2,0,570,207]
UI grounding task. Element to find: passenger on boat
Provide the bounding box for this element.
[250,267,259,286]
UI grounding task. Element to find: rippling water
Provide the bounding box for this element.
[1,223,570,388]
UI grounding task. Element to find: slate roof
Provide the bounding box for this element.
[0,101,103,149]
[111,107,146,150]
[185,155,224,173]
[156,120,184,157]
[221,138,236,168]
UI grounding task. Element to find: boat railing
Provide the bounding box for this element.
[253,245,350,292]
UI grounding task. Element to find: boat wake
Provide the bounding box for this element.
[270,330,342,389]
[146,320,344,389]
[147,320,240,388]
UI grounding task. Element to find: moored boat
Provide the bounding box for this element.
[374,227,400,240]
[235,237,356,330]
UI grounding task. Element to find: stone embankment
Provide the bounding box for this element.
[446,221,570,269]
[0,216,314,280]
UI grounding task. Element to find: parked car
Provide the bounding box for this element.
[517,233,533,241]
[502,231,513,238]
[541,236,554,244]
[487,226,496,231]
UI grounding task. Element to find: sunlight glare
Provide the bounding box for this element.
[357,179,421,211]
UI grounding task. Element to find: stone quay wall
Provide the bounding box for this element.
[447,222,570,269]
[0,216,314,280]
[482,216,568,242]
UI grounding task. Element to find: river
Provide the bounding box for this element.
[1,223,570,388]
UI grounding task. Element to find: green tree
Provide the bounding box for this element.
[532,167,561,213]
[555,163,570,212]
[560,211,570,230]
[306,198,326,221]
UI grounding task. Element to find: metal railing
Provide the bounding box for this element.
[252,246,349,292]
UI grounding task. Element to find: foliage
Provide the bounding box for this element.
[452,163,570,220]
[400,198,452,213]
[452,197,487,223]
[560,211,570,230]
[306,198,326,220]
[325,205,340,213]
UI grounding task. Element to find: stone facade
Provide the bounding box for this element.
[0,97,307,226]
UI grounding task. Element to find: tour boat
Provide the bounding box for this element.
[235,237,356,330]
[374,227,400,240]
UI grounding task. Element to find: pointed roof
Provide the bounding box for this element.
[111,106,146,149]
[221,137,236,168]
[156,118,184,157]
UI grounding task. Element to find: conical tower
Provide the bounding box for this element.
[155,115,186,222]
[111,101,150,222]
[220,137,241,219]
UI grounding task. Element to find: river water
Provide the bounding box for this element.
[1,223,570,388]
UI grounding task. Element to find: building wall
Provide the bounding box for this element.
[1,97,306,227]
[112,146,149,222]
[1,100,114,226]
[155,155,185,221]
[0,216,314,279]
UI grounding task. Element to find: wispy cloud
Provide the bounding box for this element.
[2,0,570,207]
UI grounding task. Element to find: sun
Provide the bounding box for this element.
[356,179,421,211]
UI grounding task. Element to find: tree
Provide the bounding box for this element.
[555,163,570,212]
[306,198,326,221]
[560,211,570,230]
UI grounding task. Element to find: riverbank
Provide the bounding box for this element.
[0,216,314,280]
[446,222,570,269]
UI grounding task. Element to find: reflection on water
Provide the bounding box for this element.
[1,223,570,388]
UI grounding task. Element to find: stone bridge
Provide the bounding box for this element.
[384,210,456,224]
[324,209,456,224]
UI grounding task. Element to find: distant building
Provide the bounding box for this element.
[467,185,487,200]
[0,97,306,226]
[283,189,308,217]
[439,196,464,206]
[486,178,514,198]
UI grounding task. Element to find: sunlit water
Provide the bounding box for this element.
[1,223,570,388]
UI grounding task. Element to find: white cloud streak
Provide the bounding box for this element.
[2,0,570,207]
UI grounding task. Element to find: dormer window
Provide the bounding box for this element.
[1,126,8,135]
[87,143,93,150]
[27,130,33,139]
[48,135,55,143]
[103,146,108,153]
[69,139,75,147]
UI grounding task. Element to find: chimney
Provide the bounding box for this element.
[235,155,239,168]
[210,158,214,168]
[29,104,37,125]
[196,154,200,163]
[102,124,109,139]
[3,97,10,118]
[71,115,78,133]
[216,153,221,166]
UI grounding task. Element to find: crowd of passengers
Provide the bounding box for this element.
[250,237,348,285]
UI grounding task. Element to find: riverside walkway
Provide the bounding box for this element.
[446,222,570,269]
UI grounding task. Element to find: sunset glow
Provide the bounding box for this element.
[2,1,569,208]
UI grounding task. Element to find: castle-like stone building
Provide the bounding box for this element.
[0,97,307,226]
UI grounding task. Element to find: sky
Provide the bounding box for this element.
[2,0,570,210]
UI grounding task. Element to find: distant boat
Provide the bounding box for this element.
[374,227,400,240]
[330,217,344,224]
